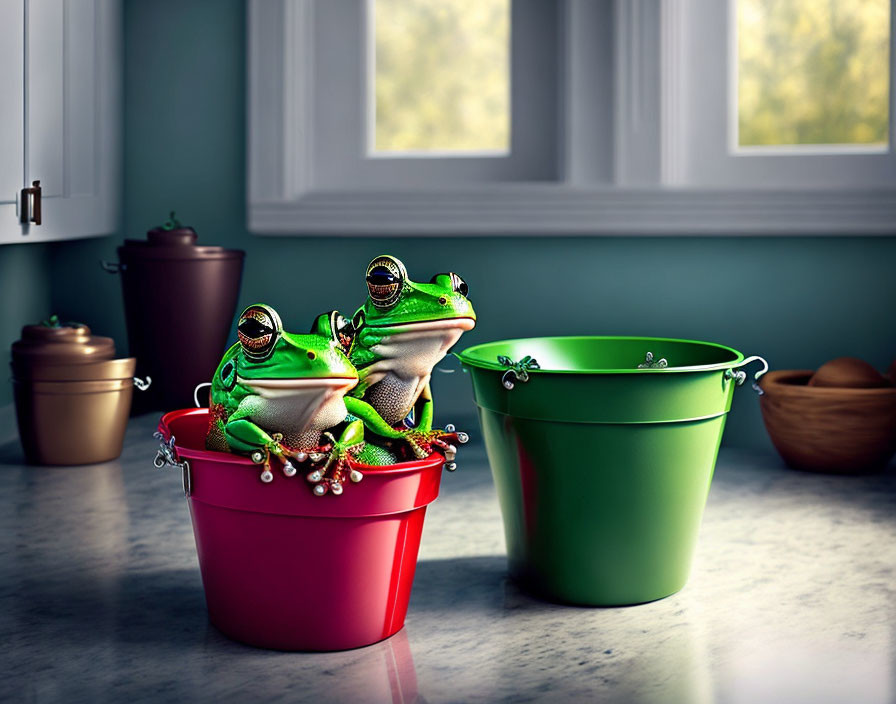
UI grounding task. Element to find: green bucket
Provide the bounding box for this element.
[457,336,766,606]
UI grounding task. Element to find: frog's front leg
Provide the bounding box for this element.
[305,419,366,496]
[345,393,464,462]
[224,417,298,482]
[412,381,435,433]
[407,383,461,462]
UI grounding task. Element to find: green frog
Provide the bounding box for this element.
[206,304,365,496]
[343,255,476,464]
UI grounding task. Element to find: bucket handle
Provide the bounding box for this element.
[726,355,769,395]
[153,430,191,497]
[134,376,152,391]
[193,382,212,408]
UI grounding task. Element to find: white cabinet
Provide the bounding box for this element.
[0,0,120,243]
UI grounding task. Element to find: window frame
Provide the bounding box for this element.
[666,0,896,189]
[248,0,896,235]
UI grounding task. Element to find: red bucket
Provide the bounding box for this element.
[157,408,445,651]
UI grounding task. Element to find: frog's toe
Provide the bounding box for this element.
[346,441,366,458]
[350,469,363,483]
[306,469,323,483]
[406,439,429,459]
[282,460,297,477]
[312,483,328,496]
[330,481,343,495]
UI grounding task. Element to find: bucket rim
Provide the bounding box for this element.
[455,335,745,375]
[760,369,896,397]
[158,408,448,476]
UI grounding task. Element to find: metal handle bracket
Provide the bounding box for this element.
[134,376,152,391]
[153,431,191,496]
[497,355,540,390]
[726,355,769,395]
[100,260,126,273]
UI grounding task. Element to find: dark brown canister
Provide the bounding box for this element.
[11,322,137,465]
[108,216,244,413]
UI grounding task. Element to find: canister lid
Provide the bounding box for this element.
[11,317,116,366]
[119,211,244,261]
[147,223,198,246]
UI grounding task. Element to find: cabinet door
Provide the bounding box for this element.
[0,0,25,229]
[0,0,121,243]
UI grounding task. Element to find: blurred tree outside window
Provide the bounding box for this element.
[737,0,890,148]
[372,0,510,154]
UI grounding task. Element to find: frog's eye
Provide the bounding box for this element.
[352,309,365,331]
[365,255,407,309]
[237,304,282,362]
[431,272,469,298]
[314,310,354,355]
[333,313,354,355]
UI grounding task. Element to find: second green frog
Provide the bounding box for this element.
[344,255,477,465]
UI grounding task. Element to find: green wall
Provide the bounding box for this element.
[39,0,896,449]
[0,244,52,405]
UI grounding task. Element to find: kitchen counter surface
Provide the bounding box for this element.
[1,409,895,703]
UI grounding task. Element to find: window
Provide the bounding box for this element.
[371,0,510,155]
[672,0,896,188]
[736,0,889,150]
[248,0,896,235]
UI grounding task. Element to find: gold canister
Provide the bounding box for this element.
[10,320,139,465]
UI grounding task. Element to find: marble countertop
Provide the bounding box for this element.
[1,409,894,703]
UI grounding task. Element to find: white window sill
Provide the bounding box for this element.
[248,186,896,236]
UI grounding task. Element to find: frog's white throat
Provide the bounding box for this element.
[361,317,475,423]
[238,376,357,435]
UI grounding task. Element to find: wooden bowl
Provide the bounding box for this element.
[759,370,896,474]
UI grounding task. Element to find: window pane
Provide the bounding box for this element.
[372,0,510,154]
[737,0,890,147]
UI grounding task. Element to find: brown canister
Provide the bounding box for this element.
[105,214,244,413]
[11,321,139,465]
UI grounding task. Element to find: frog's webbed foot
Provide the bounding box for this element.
[247,433,304,482]
[439,424,469,471]
[305,431,366,497]
[400,424,469,469]
[249,448,277,483]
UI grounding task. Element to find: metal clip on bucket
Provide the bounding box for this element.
[153,430,191,496]
[725,355,769,395]
[134,376,152,391]
[498,355,540,390]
